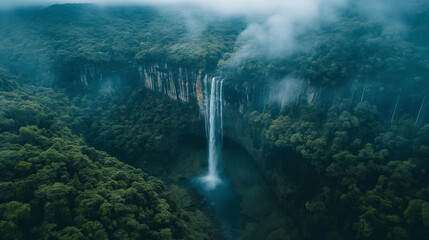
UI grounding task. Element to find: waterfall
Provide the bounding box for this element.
[360,79,367,103]
[200,76,223,189]
[415,96,426,129]
[390,95,400,124]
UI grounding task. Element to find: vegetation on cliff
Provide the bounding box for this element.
[218,3,429,239]
[245,98,429,239]
[71,88,203,170]
[0,2,428,240]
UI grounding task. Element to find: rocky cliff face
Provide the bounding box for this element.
[60,61,315,166]
[59,62,208,113]
[134,63,272,167]
[137,63,206,114]
[61,61,266,158]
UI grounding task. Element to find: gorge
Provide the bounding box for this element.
[1,2,429,240]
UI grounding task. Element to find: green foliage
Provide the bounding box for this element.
[243,95,429,239]
[75,88,203,171]
[220,6,429,96]
[0,4,245,84]
[0,74,219,239]
[0,67,19,92]
[1,3,428,240]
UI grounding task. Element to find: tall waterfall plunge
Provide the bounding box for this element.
[191,76,242,240]
[199,76,224,190]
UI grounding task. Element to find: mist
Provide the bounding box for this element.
[0,2,428,240]
[269,77,304,108]
[1,0,426,87]
[1,0,423,63]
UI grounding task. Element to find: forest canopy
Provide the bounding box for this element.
[0,2,428,240]
[0,69,220,240]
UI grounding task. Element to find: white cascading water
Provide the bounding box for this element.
[200,76,223,190]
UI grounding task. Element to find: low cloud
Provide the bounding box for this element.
[226,0,348,64]
[0,0,423,66]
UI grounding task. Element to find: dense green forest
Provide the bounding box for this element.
[0,2,428,240]
[245,101,429,239]
[0,69,221,240]
[73,88,203,169]
[0,4,244,86]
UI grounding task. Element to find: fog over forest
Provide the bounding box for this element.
[0,1,428,240]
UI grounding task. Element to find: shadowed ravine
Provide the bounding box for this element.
[189,76,285,240]
[179,143,285,240]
